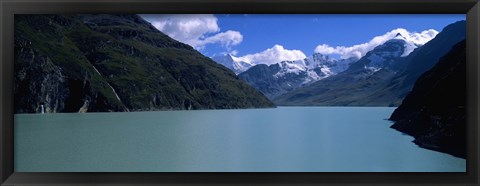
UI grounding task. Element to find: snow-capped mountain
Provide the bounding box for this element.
[273,53,357,85]
[273,21,466,106]
[237,53,357,99]
[211,54,253,74]
[394,33,423,57]
[348,33,419,73]
[215,32,428,99]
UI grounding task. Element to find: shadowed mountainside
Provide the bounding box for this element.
[14,14,274,113]
[389,40,466,158]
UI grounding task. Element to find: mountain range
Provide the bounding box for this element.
[237,53,357,99]
[211,29,444,101]
[14,14,274,113]
[273,20,466,106]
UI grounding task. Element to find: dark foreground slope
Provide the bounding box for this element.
[389,40,466,158]
[14,15,274,113]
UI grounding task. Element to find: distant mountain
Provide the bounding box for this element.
[274,21,466,106]
[273,35,412,105]
[211,54,253,74]
[346,33,418,73]
[389,40,466,158]
[238,53,357,99]
[384,21,467,105]
[14,14,274,113]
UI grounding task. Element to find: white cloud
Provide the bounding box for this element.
[314,44,337,55]
[140,14,243,50]
[198,30,243,49]
[314,28,439,59]
[229,50,239,56]
[236,45,307,65]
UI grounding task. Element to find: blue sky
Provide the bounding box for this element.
[141,14,465,61]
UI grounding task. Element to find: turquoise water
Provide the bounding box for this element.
[14,107,466,172]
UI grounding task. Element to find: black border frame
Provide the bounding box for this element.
[1,0,479,185]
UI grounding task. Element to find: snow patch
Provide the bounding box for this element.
[272,53,357,83]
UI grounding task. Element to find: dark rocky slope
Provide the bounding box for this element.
[14,14,274,113]
[389,40,466,158]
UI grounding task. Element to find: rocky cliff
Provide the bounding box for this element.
[389,40,466,158]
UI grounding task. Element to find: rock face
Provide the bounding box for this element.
[273,21,466,106]
[238,53,357,99]
[389,40,466,158]
[14,14,274,113]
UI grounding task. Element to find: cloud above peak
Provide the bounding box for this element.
[236,45,307,65]
[140,14,243,50]
[314,28,439,59]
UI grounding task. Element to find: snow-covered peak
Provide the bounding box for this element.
[359,36,411,71]
[302,53,335,68]
[311,53,334,62]
[211,53,233,63]
[211,54,253,74]
[394,33,406,40]
[385,33,422,57]
[273,53,357,84]
[230,55,253,65]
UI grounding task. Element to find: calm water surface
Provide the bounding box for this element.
[14,107,466,172]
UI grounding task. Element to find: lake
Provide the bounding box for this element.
[14,107,466,172]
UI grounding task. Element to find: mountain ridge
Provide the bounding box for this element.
[14,14,275,113]
[238,53,357,99]
[273,20,466,106]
